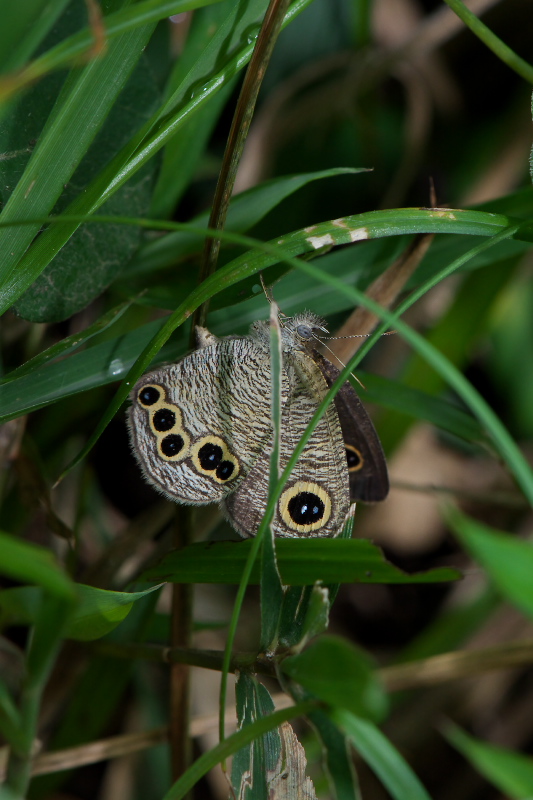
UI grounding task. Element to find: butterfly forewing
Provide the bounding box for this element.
[313,353,389,502]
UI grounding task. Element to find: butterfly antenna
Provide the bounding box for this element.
[309,331,367,390]
[323,331,397,340]
[259,272,275,305]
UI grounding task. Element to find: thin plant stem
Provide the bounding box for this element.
[195,0,291,328]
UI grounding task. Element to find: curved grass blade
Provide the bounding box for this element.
[445,505,533,620]
[1,299,135,383]
[134,167,366,274]
[0,0,222,102]
[330,710,432,800]
[443,720,533,798]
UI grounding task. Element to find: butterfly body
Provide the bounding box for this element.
[128,312,388,538]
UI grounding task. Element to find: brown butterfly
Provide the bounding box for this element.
[128,311,388,538]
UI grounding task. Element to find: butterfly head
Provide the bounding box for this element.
[280,311,328,351]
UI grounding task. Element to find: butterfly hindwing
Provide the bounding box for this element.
[224,342,350,537]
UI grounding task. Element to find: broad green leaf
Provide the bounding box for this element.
[0,531,74,600]
[10,32,161,321]
[446,506,533,620]
[282,636,387,721]
[141,538,462,585]
[0,584,161,641]
[330,710,432,800]
[443,721,533,798]
[66,584,162,641]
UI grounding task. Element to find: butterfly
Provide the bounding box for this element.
[128,311,388,538]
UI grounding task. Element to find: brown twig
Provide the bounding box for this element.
[169,507,194,781]
[12,638,533,779]
[193,0,291,331]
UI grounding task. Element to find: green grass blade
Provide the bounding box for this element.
[0,0,69,73]
[0,12,156,313]
[443,721,533,798]
[8,0,222,93]
[446,505,533,621]
[0,0,317,316]
[307,709,361,800]
[331,711,432,800]
[286,239,533,508]
[443,0,533,84]
[260,304,284,653]
[1,299,134,383]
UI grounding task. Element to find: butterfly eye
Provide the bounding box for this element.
[135,392,191,461]
[296,324,313,340]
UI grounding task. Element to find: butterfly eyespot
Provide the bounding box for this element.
[216,460,235,481]
[289,492,324,524]
[191,436,240,483]
[198,442,223,470]
[346,445,364,472]
[138,384,162,406]
[159,434,185,458]
[279,482,332,533]
[152,407,176,432]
